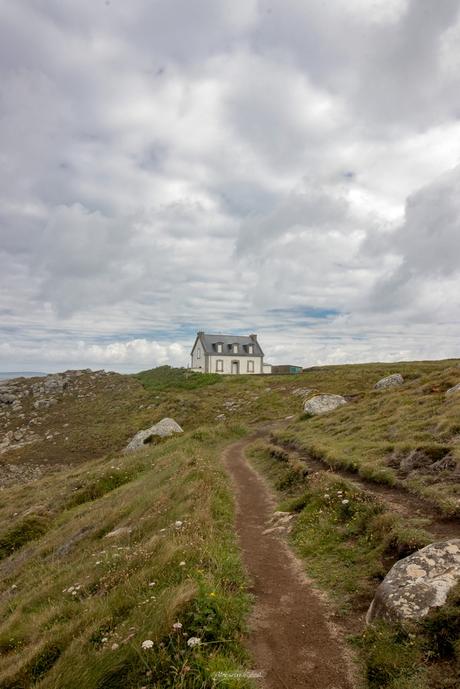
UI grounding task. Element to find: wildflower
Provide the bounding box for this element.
[11,584,17,590]
[111,642,119,650]
[209,592,216,598]
[172,622,183,630]
[342,499,349,505]
[323,494,330,499]
[175,520,183,528]
[148,581,156,587]
[101,637,108,643]
[187,637,201,648]
[179,561,186,567]
[141,639,154,650]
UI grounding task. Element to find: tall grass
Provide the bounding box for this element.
[0,424,253,689]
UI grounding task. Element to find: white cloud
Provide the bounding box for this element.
[1,0,460,372]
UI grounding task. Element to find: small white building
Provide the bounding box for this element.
[190,332,269,374]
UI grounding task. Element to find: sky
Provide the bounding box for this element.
[1,0,460,373]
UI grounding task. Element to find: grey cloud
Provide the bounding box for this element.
[365,165,460,312]
[1,0,460,371]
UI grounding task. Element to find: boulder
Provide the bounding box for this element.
[0,392,17,405]
[374,373,404,390]
[446,383,460,397]
[124,418,183,452]
[366,540,460,624]
[303,394,347,416]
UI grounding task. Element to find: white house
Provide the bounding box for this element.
[190,332,270,374]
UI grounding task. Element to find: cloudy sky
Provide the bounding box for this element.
[1,0,460,373]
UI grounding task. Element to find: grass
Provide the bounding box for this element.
[0,424,254,689]
[247,440,460,689]
[271,359,460,516]
[1,359,459,688]
[136,366,222,392]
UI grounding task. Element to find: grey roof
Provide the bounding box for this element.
[195,333,264,357]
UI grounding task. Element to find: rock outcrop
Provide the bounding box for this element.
[374,373,404,390]
[446,383,460,396]
[124,418,183,452]
[366,540,460,624]
[303,394,347,416]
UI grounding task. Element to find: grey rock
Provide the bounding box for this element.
[446,383,460,396]
[374,373,404,390]
[0,393,17,405]
[292,387,313,397]
[105,526,132,538]
[366,540,460,624]
[124,417,183,452]
[303,394,347,415]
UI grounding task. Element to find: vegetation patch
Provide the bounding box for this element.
[271,360,460,516]
[248,440,459,688]
[0,425,253,689]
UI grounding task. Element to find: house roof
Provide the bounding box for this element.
[193,333,264,357]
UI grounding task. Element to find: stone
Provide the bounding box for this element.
[292,388,313,397]
[446,383,460,397]
[105,526,132,538]
[0,392,17,405]
[303,394,347,415]
[124,418,183,452]
[374,373,404,390]
[366,539,460,624]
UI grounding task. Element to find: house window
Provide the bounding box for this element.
[197,347,201,359]
[248,344,254,354]
[247,360,254,373]
[217,343,223,353]
[216,359,223,372]
[233,343,238,353]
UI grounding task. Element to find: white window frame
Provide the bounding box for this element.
[248,344,254,354]
[233,343,238,353]
[217,343,223,353]
[247,360,254,373]
[197,347,201,359]
[216,359,223,372]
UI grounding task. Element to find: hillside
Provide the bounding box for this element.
[0,361,459,688]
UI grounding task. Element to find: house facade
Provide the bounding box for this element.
[190,332,268,374]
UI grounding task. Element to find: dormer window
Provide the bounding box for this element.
[216,342,223,353]
[232,343,238,354]
[248,344,254,354]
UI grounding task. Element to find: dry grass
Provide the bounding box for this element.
[0,424,253,689]
[271,360,460,515]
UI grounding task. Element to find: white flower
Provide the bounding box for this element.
[175,520,183,528]
[172,622,183,630]
[148,581,156,587]
[111,642,119,650]
[342,499,349,505]
[141,639,154,650]
[187,637,202,648]
[101,637,108,643]
[179,561,186,567]
[323,494,330,499]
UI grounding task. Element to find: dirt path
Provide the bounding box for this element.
[223,436,356,689]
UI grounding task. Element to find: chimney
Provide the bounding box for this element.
[249,333,257,341]
[197,330,204,336]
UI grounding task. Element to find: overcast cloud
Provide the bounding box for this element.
[1,0,460,372]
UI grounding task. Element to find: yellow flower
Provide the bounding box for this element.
[209,591,216,597]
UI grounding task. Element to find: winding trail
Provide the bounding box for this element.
[223,436,356,689]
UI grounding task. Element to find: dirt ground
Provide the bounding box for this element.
[223,436,358,689]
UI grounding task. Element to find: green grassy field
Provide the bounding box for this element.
[0,423,256,689]
[1,360,459,688]
[272,360,460,516]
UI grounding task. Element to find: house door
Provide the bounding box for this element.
[231,361,239,375]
